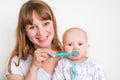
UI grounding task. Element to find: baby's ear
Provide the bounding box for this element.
[88,44,90,47]
[60,46,64,51]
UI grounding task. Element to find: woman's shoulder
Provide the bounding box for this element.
[11,54,32,70]
[10,54,32,76]
[12,54,32,64]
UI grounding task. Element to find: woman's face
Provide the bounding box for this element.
[25,12,54,49]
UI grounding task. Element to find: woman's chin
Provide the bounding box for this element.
[40,44,51,48]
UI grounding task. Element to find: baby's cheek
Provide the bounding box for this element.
[64,48,73,52]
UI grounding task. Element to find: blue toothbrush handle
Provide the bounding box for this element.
[55,53,69,57]
[48,51,79,58]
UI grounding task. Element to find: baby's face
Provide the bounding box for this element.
[62,29,89,62]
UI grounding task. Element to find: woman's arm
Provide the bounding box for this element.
[6,74,24,80]
[24,66,38,80]
[52,59,65,80]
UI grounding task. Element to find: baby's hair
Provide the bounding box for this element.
[62,27,88,43]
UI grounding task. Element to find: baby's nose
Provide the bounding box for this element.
[73,45,79,50]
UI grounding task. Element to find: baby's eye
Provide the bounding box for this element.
[68,43,72,46]
[78,43,83,46]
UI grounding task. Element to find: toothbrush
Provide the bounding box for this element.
[48,51,79,58]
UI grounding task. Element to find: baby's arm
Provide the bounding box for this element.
[94,64,106,80]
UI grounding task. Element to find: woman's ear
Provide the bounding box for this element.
[24,30,27,36]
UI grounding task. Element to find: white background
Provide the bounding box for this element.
[0,0,120,80]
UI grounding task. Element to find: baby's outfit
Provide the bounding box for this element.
[52,57,105,80]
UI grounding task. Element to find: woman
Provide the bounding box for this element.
[7,0,61,80]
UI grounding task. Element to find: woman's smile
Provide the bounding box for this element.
[37,35,48,42]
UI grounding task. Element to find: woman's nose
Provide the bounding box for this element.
[37,27,44,35]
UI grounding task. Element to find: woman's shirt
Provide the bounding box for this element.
[8,54,52,80]
[52,57,106,80]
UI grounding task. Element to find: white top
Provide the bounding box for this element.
[52,58,106,80]
[8,54,52,80]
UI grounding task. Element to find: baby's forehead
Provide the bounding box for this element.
[62,28,88,42]
[64,28,85,36]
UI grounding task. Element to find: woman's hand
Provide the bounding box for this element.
[31,48,56,70]
[25,48,56,80]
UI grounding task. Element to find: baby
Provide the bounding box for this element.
[52,27,105,80]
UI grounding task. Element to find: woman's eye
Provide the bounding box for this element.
[29,25,36,29]
[78,43,83,46]
[43,22,50,26]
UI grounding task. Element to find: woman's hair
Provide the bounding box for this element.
[8,0,61,73]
